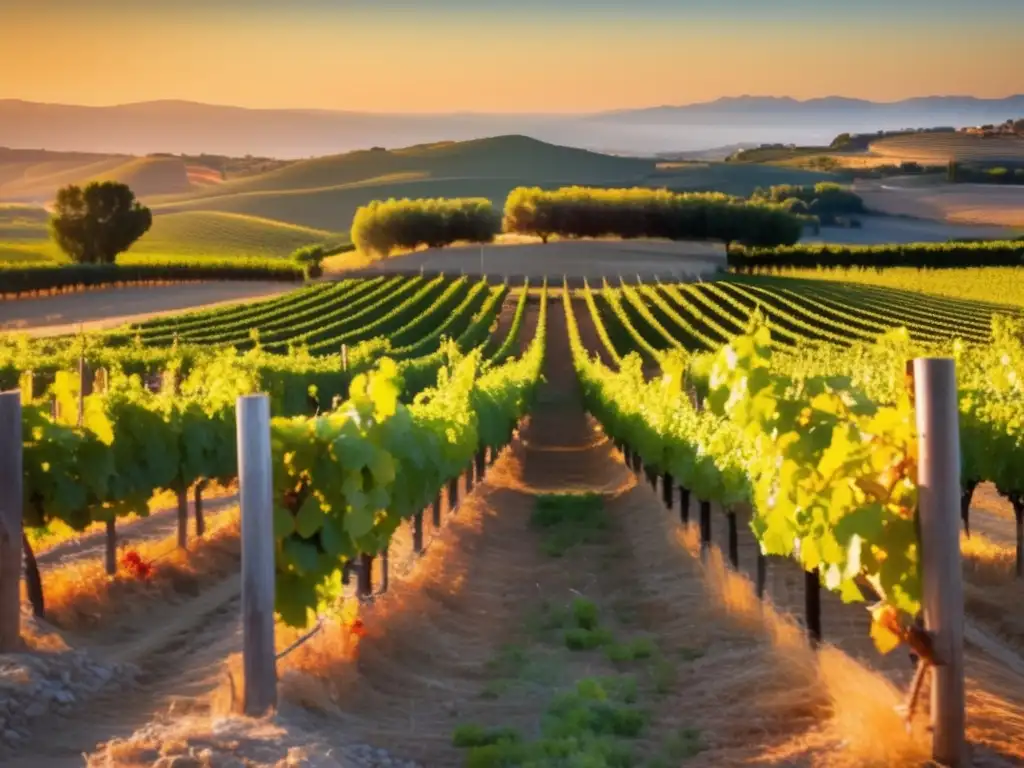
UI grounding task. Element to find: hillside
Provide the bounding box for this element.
[0,150,193,201]
[869,133,1024,163]
[0,136,834,262]
[3,95,1023,156]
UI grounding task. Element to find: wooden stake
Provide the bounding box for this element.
[194,481,206,538]
[104,519,117,575]
[432,493,442,528]
[448,477,459,514]
[0,391,23,651]
[662,473,674,510]
[804,568,821,647]
[913,358,966,766]
[21,533,44,618]
[237,394,277,716]
[357,553,374,598]
[176,488,189,549]
[727,510,739,568]
[679,487,690,525]
[699,500,711,560]
[756,551,767,599]
[413,510,424,554]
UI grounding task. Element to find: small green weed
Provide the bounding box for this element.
[531,493,608,557]
[651,657,679,695]
[565,626,614,650]
[452,724,522,748]
[455,676,646,766]
[664,727,704,760]
[677,646,706,662]
[606,637,656,663]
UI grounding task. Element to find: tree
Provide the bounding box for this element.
[49,182,152,264]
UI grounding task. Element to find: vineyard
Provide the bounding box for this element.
[2,265,1024,766]
[869,133,1024,164]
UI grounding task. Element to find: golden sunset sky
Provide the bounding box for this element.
[1,0,1022,113]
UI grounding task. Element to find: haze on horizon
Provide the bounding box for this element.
[1,0,1023,114]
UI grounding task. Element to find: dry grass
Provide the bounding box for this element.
[628,501,928,767]
[36,507,240,632]
[30,482,237,555]
[962,532,1024,653]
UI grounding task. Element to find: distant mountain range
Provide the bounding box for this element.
[2,95,1022,159]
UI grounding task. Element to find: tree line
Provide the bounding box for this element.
[727,241,1024,272]
[351,186,806,257]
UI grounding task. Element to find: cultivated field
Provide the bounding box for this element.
[855,179,1024,228]
[869,132,1024,164]
[3,279,1024,767]
[363,239,726,280]
[0,281,293,334]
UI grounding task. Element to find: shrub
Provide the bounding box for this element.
[350,197,500,258]
[503,187,803,248]
[290,244,327,277]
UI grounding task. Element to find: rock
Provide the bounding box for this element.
[3,729,23,745]
[24,701,47,719]
[54,689,75,705]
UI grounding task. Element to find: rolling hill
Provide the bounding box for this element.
[0,135,835,263]
[0,150,193,201]
[2,95,1023,157]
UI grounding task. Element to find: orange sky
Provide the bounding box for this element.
[1,2,1022,113]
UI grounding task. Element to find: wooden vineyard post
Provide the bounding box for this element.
[341,344,348,373]
[679,487,690,525]
[104,520,117,576]
[699,500,712,560]
[237,394,277,716]
[0,391,23,652]
[380,548,390,594]
[413,510,424,554]
[756,552,767,599]
[357,553,374,598]
[448,477,459,514]
[176,488,189,549]
[466,462,474,494]
[913,358,966,766]
[194,480,207,538]
[432,493,443,528]
[662,472,674,510]
[726,510,739,568]
[475,449,486,482]
[804,568,821,647]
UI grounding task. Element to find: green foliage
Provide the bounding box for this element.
[751,182,865,219]
[564,285,923,653]
[530,493,609,556]
[49,182,152,264]
[0,257,305,295]
[503,186,803,247]
[351,196,500,258]
[454,677,647,767]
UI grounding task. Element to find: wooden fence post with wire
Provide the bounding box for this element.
[0,391,23,652]
[237,393,277,716]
